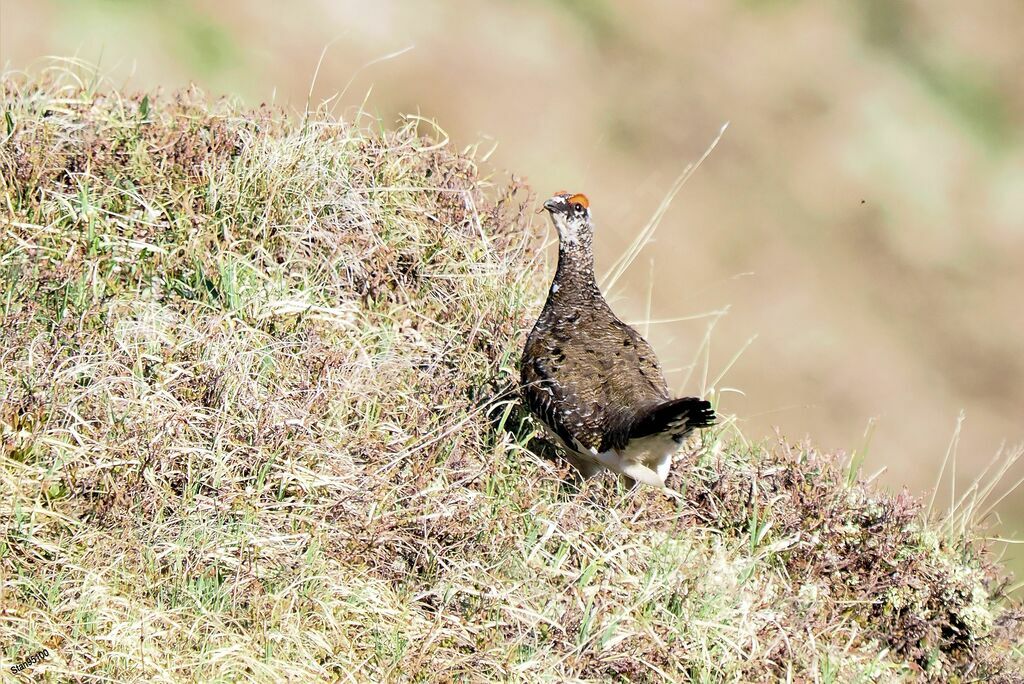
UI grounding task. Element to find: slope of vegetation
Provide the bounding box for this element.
[1,67,1022,682]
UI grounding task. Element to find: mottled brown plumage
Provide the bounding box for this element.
[521,191,715,489]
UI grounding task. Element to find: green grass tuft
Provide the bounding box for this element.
[1,65,1021,682]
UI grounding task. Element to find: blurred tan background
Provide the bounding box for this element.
[3,0,1022,557]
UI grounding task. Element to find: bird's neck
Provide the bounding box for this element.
[551,243,600,300]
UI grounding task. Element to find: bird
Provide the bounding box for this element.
[520,190,715,494]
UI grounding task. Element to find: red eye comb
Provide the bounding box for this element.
[567,193,589,208]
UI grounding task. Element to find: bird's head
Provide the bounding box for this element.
[543,191,592,249]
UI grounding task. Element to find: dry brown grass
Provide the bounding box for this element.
[1,64,1022,682]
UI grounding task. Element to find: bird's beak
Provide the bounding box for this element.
[543,196,565,213]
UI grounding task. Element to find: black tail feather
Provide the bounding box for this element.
[629,397,716,441]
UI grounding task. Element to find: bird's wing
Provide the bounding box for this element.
[521,313,672,454]
[606,317,671,399]
[521,342,608,454]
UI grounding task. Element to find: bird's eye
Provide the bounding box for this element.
[573,202,584,213]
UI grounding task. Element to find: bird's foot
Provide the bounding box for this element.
[660,486,683,501]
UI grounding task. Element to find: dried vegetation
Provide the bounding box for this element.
[1,66,1022,682]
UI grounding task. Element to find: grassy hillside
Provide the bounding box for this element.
[1,68,1022,682]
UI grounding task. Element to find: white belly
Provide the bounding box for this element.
[538,422,682,487]
[616,433,680,482]
[575,435,679,487]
